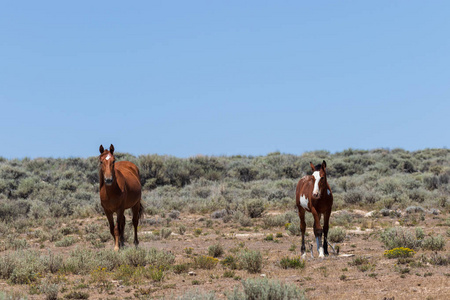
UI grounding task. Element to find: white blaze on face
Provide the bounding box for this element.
[300,195,309,210]
[312,171,321,195]
[106,154,111,161]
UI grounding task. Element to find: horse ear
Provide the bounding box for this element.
[109,144,115,155]
[322,160,327,170]
[310,162,315,172]
[99,145,104,154]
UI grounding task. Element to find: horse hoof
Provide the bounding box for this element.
[301,253,306,260]
[114,246,119,252]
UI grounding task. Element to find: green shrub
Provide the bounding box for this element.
[178,225,187,235]
[264,234,274,241]
[227,278,306,300]
[221,255,238,270]
[64,248,97,275]
[160,228,172,239]
[279,257,305,269]
[122,247,147,267]
[173,263,190,274]
[427,252,450,266]
[328,227,346,243]
[64,291,89,299]
[147,248,175,270]
[422,235,446,251]
[145,266,165,282]
[208,244,224,258]
[287,221,301,236]
[262,214,287,228]
[40,279,59,300]
[246,199,265,218]
[380,227,420,249]
[238,250,262,274]
[55,236,76,247]
[193,256,219,270]
[43,251,64,274]
[177,288,217,300]
[415,227,425,240]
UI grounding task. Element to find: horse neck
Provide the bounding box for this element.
[319,179,329,197]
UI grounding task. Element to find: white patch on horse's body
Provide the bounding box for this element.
[300,195,310,211]
[312,171,321,195]
[106,154,111,160]
[327,189,331,195]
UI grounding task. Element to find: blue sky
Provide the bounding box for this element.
[1,1,449,158]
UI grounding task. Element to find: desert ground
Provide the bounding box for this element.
[0,208,448,300]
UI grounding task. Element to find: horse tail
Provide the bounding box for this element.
[138,201,145,222]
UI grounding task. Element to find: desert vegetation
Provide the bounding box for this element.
[0,148,448,299]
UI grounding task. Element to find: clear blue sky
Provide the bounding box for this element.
[1,1,449,158]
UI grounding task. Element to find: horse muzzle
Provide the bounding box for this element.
[105,177,113,185]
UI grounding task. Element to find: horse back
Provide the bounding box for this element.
[115,161,142,208]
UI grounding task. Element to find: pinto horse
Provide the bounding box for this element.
[295,160,333,258]
[99,144,144,251]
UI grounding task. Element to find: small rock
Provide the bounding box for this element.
[260,274,266,277]
[428,208,440,215]
[365,210,376,217]
[188,271,196,276]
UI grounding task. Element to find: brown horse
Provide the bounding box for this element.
[295,160,333,258]
[99,144,144,251]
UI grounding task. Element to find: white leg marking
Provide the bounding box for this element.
[301,253,306,260]
[319,247,324,258]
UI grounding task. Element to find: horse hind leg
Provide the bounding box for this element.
[119,214,126,248]
[131,202,142,247]
[298,208,307,259]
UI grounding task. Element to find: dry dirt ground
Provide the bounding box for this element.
[1,210,449,300]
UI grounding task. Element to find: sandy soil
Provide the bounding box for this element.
[0,210,449,300]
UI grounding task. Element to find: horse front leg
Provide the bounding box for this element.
[298,207,307,259]
[116,212,126,249]
[104,211,117,250]
[311,208,324,258]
